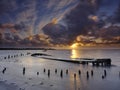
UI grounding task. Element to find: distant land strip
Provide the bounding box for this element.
[0,48,55,50]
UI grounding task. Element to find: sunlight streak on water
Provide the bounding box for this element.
[21,57,33,67]
[70,49,81,59]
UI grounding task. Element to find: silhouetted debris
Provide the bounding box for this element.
[2,67,6,74]
[31,53,51,57]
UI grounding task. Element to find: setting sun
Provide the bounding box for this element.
[71,43,79,49]
[70,42,84,49]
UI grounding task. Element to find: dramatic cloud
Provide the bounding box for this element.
[0,0,120,47]
[43,23,69,44]
[43,0,120,46]
[114,3,120,23]
[43,0,99,44]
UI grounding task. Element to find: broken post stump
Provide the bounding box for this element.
[23,67,25,75]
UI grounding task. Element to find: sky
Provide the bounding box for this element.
[0,0,120,48]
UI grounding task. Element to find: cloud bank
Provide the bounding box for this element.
[0,0,120,47]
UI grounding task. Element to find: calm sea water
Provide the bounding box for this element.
[43,48,120,66]
[0,48,120,90]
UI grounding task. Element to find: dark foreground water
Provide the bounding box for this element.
[0,48,120,90]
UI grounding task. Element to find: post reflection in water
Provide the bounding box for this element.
[70,49,88,90]
[74,77,77,90]
[70,49,81,59]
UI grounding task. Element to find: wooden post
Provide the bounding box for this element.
[92,62,95,66]
[43,68,46,73]
[102,75,104,79]
[48,69,50,77]
[101,62,104,66]
[96,62,99,66]
[91,70,93,76]
[74,73,76,78]
[60,70,63,78]
[104,70,107,77]
[66,69,68,74]
[2,68,6,74]
[8,55,10,59]
[55,69,57,74]
[86,71,89,79]
[37,72,39,75]
[4,57,6,59]
[78,70,81,75]
[23,67,25,75]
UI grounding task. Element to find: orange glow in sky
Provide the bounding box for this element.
[28,36,33,41]
[71,43,79,49]
[70,42,84,49]
[52,18,58,24]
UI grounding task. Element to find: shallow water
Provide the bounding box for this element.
[0,49,120,90]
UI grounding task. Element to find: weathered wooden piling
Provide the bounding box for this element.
[86,71,89,79]
[66,69,68,74]
[96,59,111,66]
[91,70,93,76]
[74,73,76,78]
[8,55,10,59]
[43,68,46,73]
[37,72,39,75]
[101,62,103,66]
[2,68,6,74]
[96,62,100,66]
[60,70,63,78]
[81,61,86,65]
[4,57,6,59]
[104,70,107,76]
[48,69,50,77]
[23,67,25,75]
[92,62,95,66]
[78,70,81,75]
[102,75,105,79]
[38,56,112,67]
[55,69,57,74]
[91,59,112,66]
[11,56,13,58]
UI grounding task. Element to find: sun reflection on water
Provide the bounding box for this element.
[71,49,81,59]
[21,57,33,67]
